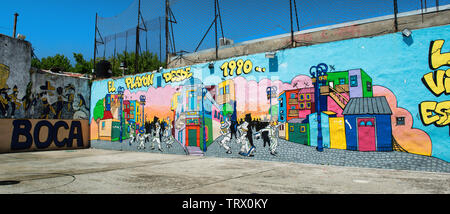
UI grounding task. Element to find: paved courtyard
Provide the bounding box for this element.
[91,134,450,173]
[0,148,449,194]
[205,135,450,173]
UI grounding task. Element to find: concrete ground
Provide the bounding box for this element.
[0,148,449,194]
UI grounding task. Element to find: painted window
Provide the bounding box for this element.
[290,93,296,99]
[300,103,305,109]
[291,106,296,110]
[279,98,284,108]
[366,121,374,126]
[102,121,105,129]
[300,126,306,133]
[225,85,230,94]
[157,76,162,87]
[219,87,224,95]
[299,94,304,101]
[339,78,346,85]
[367,81,372,92]
[306,102,311,109]
[289,125,294,132]
[396,117,405,126]
[350,75,358,87]
[189,91,195,110]
[306,94,311,100]
[359,121,365,126]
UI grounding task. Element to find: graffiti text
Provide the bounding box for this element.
[125,74,154,90]
[11,119,84,150]
[221,59,254,77]
[419,101,450,126]
[163,67,192,83]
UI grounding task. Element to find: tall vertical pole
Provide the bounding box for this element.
[93,13,98,73]
[436,0,439,12]
[393,0,398,32]
[202,88,207,152]
[214,0,218,59]
[13,13,19,38]
[159,17,162,63]
[135,0,141,74]
[289,0,295,47]
[165,0,170,67]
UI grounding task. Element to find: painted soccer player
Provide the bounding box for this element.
[219,119,232,154]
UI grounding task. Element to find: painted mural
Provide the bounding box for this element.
[0,67,90,120]
[91,24,450,164]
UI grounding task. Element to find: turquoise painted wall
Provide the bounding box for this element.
[91,24,450,163]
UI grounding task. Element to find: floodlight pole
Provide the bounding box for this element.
[93,13,98,73]
[135,0,141,74]
[215,0,218,59]
[289,0,295,47]
[165,0,169,67]
[393,0,398,32]
[13,13,18,38]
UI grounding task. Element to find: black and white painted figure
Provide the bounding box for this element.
[219,119,232,154]
[129,126,136,146]
[164,119,175,148]
[237,121,254,157]
[259,121,281,156]
[151,122,163,152]
[137,132,146,150]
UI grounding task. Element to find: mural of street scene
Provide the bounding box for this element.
[90,25,450,173]
[90,65,449,172]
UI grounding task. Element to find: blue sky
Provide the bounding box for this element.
[0,0,134,64]
[0,0,446,65]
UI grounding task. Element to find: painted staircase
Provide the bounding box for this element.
[328,85,349,110]
[187,146,204,156]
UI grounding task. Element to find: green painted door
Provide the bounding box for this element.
[188,129,198,146]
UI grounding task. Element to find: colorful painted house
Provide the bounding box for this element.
[277,91,287,123]
[308,111,336,149]
[123,100,131,121]
[329,117,347,150]
[284,89,300,121]
[298,87,315,118]
[217,79,236,116]
[174,78,219,151]
[343,97,393,152]
[286,118,310,145]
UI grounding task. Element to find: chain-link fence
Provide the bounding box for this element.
[94,0,450,73]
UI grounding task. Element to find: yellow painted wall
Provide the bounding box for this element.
[329,117,347,150]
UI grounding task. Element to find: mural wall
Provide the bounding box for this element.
[90,24,450,165]
[0,34,91,153]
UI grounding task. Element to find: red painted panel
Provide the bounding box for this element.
[357,118,376,151]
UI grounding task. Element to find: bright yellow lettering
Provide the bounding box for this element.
[422,70,446,96]
[420,101,439,125]
[429,40,450,70]
[107,81,116,93]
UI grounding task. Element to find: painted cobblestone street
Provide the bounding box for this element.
[93,134,450,173]
[205,135,450,173]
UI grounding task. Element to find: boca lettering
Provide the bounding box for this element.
[10,120,84,150]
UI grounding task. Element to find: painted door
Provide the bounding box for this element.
[187,128,198,147]
[329,117,346,150]
[357,118,376,151]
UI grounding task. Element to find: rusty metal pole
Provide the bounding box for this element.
[165,0,169,67]
[13,13,18,38]
[135,0,141,74]
[393,0,398,32]
[93,13,98,73]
